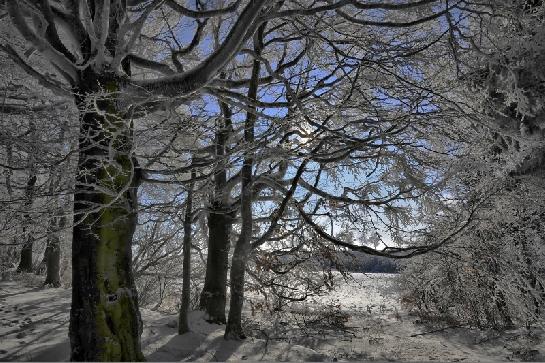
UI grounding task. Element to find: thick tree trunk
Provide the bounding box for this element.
[224,28,263,340]
[179,170,195,334]
[17,237,33,273]
[199,208,231,323]
[199,101,233,324]
[69,71,144,361]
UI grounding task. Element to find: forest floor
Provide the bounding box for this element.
[0,273,544,362]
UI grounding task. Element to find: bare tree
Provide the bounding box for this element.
[2,0,515,356]
[178,168,195,334]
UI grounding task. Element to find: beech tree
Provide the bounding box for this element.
[400,0,545,329]
[2,0,527,359]
[3,0,268,359]
[119,0,470,341]
[0,35,75,282]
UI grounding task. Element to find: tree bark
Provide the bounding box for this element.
[179,170,195,334]
[44,212,65,288]
[199,207,232,324]
[17,172,37,273]
[35,247,49,276]
[69,70,144,361]
[224,26,264,340]
[224,226,251,339]
[199,101,233,324]
[17,236,33,273]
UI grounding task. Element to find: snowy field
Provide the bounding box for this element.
[0,273,544,362]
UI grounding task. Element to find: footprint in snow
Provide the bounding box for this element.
[16,332,26,339]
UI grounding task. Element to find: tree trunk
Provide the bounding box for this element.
[17,172,37,273]
[224,231,251,340]
[199,208,232,323]
[39,133,69,278]
[36,210,60,276]
[44,212,66,288]
[179,170,195,334]
[17,236,33,273]
[69,70,144,361]
[35,247,49,276]
[224,27,263,340]
[199,100,233,324]
[44,235,61,287]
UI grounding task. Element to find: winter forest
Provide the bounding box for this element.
[0,0,544,361]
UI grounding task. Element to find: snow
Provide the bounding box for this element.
[1,273,544,361]
[0,279,71,361]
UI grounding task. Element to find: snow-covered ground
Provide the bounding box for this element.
[1,273,544,361]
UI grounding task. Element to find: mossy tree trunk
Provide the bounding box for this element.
[200,102,233,324]
[179,169,195,334]
[69,69,144,361]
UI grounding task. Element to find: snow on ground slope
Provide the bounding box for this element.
[141,310,325,362]
[0,279,71,361]
[0,273,544,361]
[0,275,325,362]
[271,273,545,362]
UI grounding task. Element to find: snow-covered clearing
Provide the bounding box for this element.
[1,273,543,361]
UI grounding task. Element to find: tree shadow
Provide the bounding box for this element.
[28,341,70,362]
[0,302,70,339]
[2,318,69,361]
[147,332,242,362]
[0,287,45,299]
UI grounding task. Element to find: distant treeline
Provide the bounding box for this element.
[328,251,400,273]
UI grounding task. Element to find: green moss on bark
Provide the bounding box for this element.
[93,156,144,361]
[70,74,144,362]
